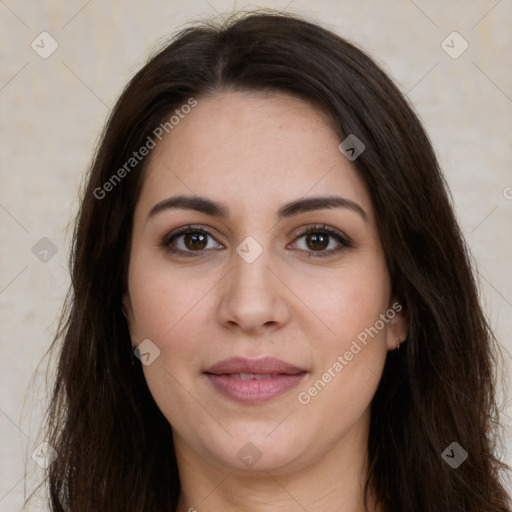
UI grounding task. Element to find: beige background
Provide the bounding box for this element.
[1,0,511,509]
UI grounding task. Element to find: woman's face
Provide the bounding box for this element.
[123,90,407,474]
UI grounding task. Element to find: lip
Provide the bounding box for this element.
[204,356,306,375]
[203,356,308,404]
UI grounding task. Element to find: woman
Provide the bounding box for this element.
[33,10,510,512]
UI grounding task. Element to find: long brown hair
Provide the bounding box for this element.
[31,10,511,511]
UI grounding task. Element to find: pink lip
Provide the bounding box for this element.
[204,356,308,404]
[204,356,306,375]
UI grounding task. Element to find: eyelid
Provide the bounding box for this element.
[160,224,224,257]
[287,224,352,257]
[290,224,351,244]
[161,223,352,258]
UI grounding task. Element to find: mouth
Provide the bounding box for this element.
[203,356,308,404]
[224,373,294,380]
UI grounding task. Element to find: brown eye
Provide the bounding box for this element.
[304,232,329,251]
[162,226,223,257]
[292,225,352,258]
[182,232,208,251]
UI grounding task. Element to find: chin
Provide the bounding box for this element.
[205,428,308,473]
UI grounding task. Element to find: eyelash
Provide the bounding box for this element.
[161,224,352,259]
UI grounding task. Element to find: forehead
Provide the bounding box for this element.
[137,90,373,221]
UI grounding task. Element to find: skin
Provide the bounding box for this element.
[123,90,407,512]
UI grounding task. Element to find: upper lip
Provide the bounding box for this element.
[204,356,307,375]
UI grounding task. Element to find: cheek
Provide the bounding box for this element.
[128,259,212,426]
[292,255,390,345]
[293,254,391,413]
[127,256,215,396]
[128,252,215,340]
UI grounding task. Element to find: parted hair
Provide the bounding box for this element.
[32,10,510,512]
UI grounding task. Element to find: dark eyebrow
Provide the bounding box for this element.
[147,194,368,222]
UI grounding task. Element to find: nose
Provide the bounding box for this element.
[216,242,291,334]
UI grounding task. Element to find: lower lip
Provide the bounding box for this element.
[205,373,307,404]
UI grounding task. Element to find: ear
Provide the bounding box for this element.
[385,297,408,351]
